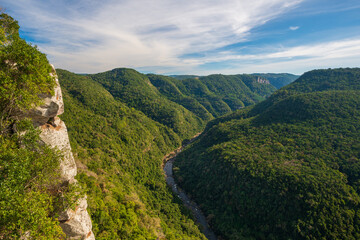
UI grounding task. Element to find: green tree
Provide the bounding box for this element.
[0,12,55,134]
[0,12,69,239]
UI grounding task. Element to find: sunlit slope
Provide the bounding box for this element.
[174,68,360,240]
[58,69,206,240]
[149,73,276,118]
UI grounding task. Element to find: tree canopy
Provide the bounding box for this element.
[0,12,55,133]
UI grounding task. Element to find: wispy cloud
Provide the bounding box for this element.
[2,0,303,73]
[184,38,360,75]
[289,26,299,30]
[2,0,359,75]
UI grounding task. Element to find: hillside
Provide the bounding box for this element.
[0,13,92,239]
[174,68,360,240]
[170,75,201,80]
[171,73,298,89]
[149,73,276,118]
[252,73,299,89]
[52,67,280,239]
[88,68,204,139]
[57,69,206,239]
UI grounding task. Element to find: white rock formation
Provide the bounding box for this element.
[23,65,95,239]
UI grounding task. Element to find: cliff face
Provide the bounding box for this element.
[23,66,95,239]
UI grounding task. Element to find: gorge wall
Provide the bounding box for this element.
[22,65,95,239]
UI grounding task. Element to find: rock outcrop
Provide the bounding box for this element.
[23,65,95,239]
[256,77,270,84]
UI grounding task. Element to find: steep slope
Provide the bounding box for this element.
[0,13,93,239]
[89,68,204,139]
[57,69,206,240]
[147,74,213,121]
[56,67,277,239]
[252,73,299,89]
[149,73,276,119]
[174,68,360,240]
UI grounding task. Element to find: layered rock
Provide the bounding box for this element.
[23,65,95,239]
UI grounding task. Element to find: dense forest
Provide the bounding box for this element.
[58,69,206,239]
[174,68,360,239]
[170,73,298,89]
[149,73,276,118]
[4,10,358,240]
[57,68,276,239]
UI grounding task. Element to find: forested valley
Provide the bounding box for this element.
[174,68,360,239]
[56,68,279,239]
[3,10,360,240]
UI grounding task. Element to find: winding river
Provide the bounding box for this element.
[163,135,217,240]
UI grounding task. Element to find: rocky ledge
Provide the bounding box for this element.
[21,65,95,239]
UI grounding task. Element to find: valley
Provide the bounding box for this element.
[56,68,281,239]
[163,133,217,240]
[2,10,360,240]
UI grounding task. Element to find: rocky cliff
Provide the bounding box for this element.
[22,65,95,239]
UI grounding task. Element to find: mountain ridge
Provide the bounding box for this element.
[174,67,360,240]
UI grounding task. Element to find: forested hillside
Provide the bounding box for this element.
[174,68,360,240]
[89,69,203,139]
[57,68,276,239]
[251,73,299,89]
[149,73,276,118]
[58,69,206,239]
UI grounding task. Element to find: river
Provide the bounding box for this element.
[163,135,217,240]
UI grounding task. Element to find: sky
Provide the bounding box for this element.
[1,0,360,75]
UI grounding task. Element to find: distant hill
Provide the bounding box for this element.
[174,68,360,240]
[149,73,276,118]
[252,73,299,89]
[89,68,204,139]
[171,73,299,89]
[169,75,201,80]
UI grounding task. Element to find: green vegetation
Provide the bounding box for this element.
[0,12,55,133]
[0,13,70,239]
[170,75,200,80]
[149,73,276,119]
[5,9,356,240]
[0,120,69,239]
[89,68,204,139]
[252,73,299,89]
[174,68,360,240]
[58,69,206,239]
[57,68,276,239]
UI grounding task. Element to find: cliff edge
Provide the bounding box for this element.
[22,65,95,239]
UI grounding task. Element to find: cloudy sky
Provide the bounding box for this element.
[1,0,360,75]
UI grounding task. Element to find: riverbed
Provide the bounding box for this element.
[164,147,217,240]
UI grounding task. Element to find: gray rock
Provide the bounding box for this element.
[39,117,77,181]
[59,197,95,240]
[19,65,64,126]
[22,65,95,239]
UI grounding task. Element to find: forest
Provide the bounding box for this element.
[2,10,360,240]
[56,67,277,239]
[174,68,360,239]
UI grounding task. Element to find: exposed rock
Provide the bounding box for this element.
[256,77,270,84]
[18,65,95,239]
[18,65,64,126]
[39,117,77,182]
[59,197,95,240]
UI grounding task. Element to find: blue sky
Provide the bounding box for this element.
[1,0,360,75]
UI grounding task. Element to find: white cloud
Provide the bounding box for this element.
[183,38,360,75]
[2,0,303,73]
[289,26,299,30]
